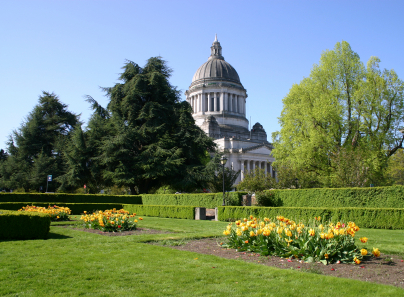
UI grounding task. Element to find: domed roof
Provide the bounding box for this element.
[191,35,241,84]
[192,59,240,83]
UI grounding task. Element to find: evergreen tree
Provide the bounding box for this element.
[99,58,215,193]
[0,92,78,191]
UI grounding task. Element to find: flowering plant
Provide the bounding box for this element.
[80,208,141,232]
[19,205,71,221]
[222,215,379,265]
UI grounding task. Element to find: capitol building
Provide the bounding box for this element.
[185,35,275,185]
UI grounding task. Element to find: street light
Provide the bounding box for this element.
[220,156,228,206]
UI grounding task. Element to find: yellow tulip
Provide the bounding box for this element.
[361,249,368,256]
[372,248,380,257]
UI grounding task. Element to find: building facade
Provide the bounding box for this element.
[185,35,275,185]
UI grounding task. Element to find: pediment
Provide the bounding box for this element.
[241,143,273,155]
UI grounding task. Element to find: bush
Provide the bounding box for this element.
[260,186,404,208]
[217,206,404,229]
[123,205,195,219]
[0,193,142,204]
[0,202,125,215]
[141,192,246,208]
[0,209,51,239]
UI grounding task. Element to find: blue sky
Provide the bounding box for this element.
[1,0,403,149]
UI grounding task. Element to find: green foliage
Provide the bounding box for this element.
[0,92,79,192]
[0,192,142,204]
[0,209,51,239]
[218,206,404,229]
[223,216,369,264]
[387,149,404,185]
[123,204,195,219]
[273,41,404,188]
[152,185,178,194]
[236,168,276,193]
[141,192,246,208]
[205,153,240,192]
[57,98,110,193]
[259,185,404,208]
[98,58,215,193]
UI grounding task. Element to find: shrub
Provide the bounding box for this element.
[260,186,404,208]
[18,205,71,221]
[217,206,404,229]
[0,193,142,204]
[222,215,378,265]
[0,209,51,239]
[141,192,246,208]
[80,209,140,232]
[123,205,195,219]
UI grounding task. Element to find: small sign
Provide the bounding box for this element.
[47,175,52,182]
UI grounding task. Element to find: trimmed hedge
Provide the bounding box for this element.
[141,192,247,208]
[0,203,125,215]
[218,206,404,229]
[258,185,404,208]
[0,193,142,204]
[0,209,51,239]
[123,204,195,219]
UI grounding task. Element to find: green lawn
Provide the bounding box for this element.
[0,216,403,296]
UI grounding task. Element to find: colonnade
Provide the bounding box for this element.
[240,160,275,181]
[188,92,245,115]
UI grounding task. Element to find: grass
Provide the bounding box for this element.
[355,228,404,257]
[0,216,403,296]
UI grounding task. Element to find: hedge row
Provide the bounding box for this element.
[0,192,248,207]
[0,193,142,204]
[123,204,195,219]
[258,185,404,208]
[0,203,125,215]
[218,206,404,229]
[0,210,51,239]
[141,192,247,208]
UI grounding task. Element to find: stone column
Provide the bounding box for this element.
[240,160,245,181]
[207,93,211,112]
[201,93,205,114]
[235,95,238,113]
[252,161,256,172]
[214,92,218,112]
[219,92,224,112]
[246,159,250,173]
[270,163,273,178]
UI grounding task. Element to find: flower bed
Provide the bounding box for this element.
[80,208,142,232]
[222,215,380,265]
[18,205,71,221]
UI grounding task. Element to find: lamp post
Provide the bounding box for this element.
[220,156,228,206]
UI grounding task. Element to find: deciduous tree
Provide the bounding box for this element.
[272,41,404,187]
